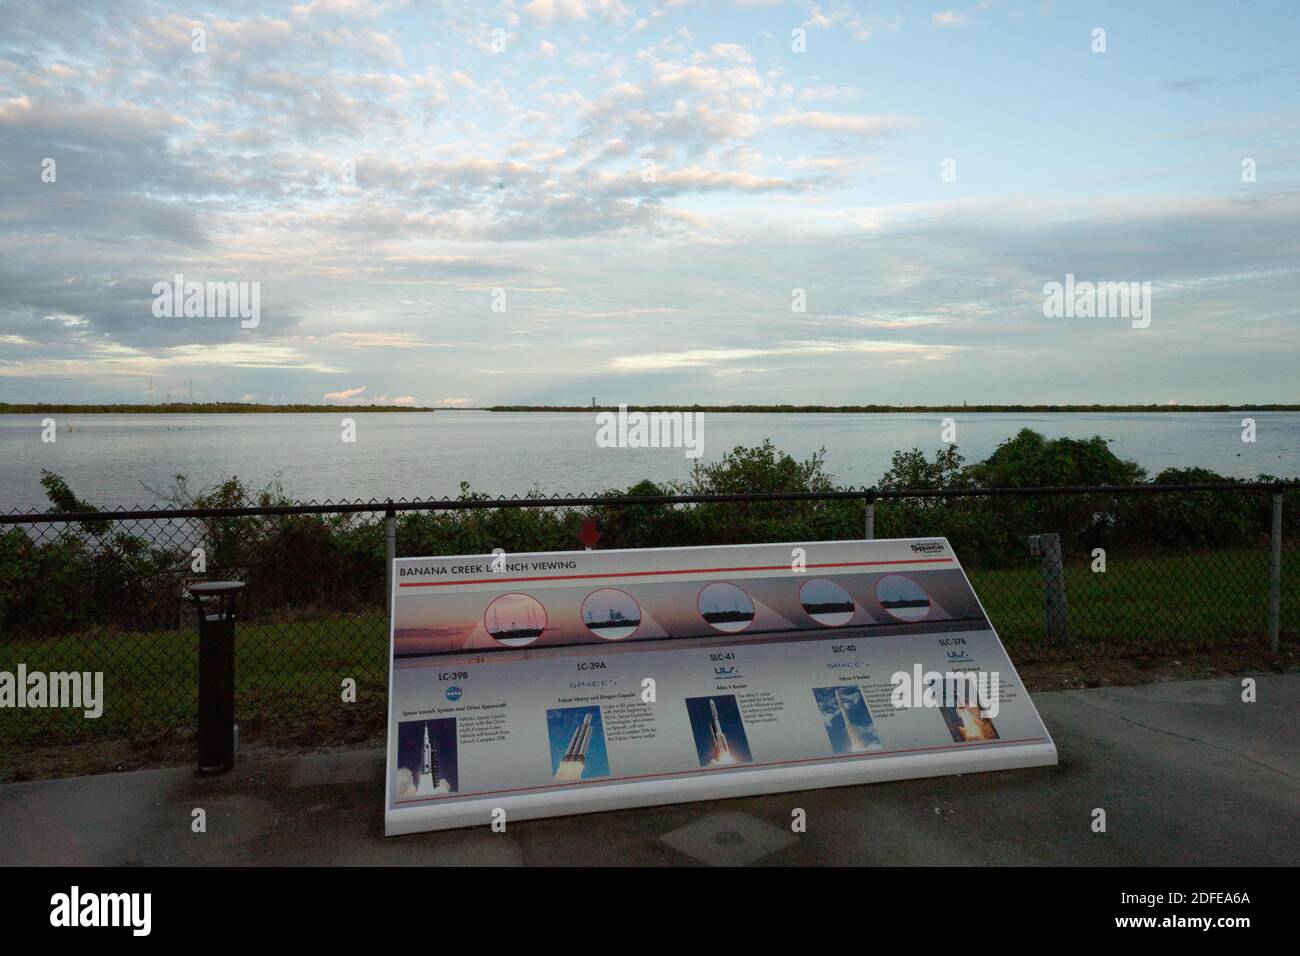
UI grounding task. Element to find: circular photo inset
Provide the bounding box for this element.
[799,578,855,627]
[874,575,931,622]
[581,588,642,640]
[698,582,756,634]
[484,592,547,647]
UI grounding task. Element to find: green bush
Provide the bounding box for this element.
[2,433,1294,638]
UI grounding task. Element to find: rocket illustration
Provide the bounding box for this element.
[564,712,593,763]
[421,723,439,782]
[554,711,596,781]
[413,723,448,796]
[835,688,869,752]
[708,699,731,762]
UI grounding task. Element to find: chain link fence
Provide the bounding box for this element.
[1,484,1295,762]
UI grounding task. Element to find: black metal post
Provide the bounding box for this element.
[188,581,245,776]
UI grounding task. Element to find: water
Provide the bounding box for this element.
[1,411,1296,512]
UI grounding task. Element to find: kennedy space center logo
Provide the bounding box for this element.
[910,542,945,555]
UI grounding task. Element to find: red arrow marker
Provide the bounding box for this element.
[577,518,602,550]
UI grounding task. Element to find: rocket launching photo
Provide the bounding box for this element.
[415,722,453,796]
[708,699,732,764]
[549,707,609,781]
[686,695,752,768]
[394,718,459,800]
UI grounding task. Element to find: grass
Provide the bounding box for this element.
[0,615,390,749]
[1,547,1294,766]
[971,547,1296,657]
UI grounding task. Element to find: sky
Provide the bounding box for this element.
[1,0,1297,407]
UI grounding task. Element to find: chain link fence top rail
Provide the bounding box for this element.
[1,482,1295,754]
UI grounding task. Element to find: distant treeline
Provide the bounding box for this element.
[0,403,435,414]
[3,430,1296,639]
[487,403,1300,413]
[6,402,1298,414]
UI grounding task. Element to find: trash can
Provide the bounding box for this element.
[188,581,245,776]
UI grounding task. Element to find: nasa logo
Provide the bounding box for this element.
[445,685,463,701]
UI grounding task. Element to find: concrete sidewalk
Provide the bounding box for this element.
[2,675,1296,866]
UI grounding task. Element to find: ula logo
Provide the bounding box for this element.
[152,273,261,329]
[595,404,704,459]
[50,886,151,936]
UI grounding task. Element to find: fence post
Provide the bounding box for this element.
[864,495,875,541]
[386,503,396,621]
[1028,533,1069,643]
[1270,491,1282,653]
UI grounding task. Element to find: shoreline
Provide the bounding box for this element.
[486,403,1300,414]
[0,403,436,414]
[2,403,1298,415]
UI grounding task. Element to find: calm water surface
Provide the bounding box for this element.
[1,411,1296,512]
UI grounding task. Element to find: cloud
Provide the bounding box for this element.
[1,0,1296,409]
[771,112,916,137]
[324,385,367,401]
[524,0,632,26]
[932,1,992,28]
[321,332,453,348]
[588,166,799,197]
[610,340,964,371]
[1160,64,1298,93]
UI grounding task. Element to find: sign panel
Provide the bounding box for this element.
[384,538,1057,835]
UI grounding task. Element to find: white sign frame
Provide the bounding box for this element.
[384,538,1057,836]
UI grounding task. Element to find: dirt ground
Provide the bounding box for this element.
[3,647,1295,784]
